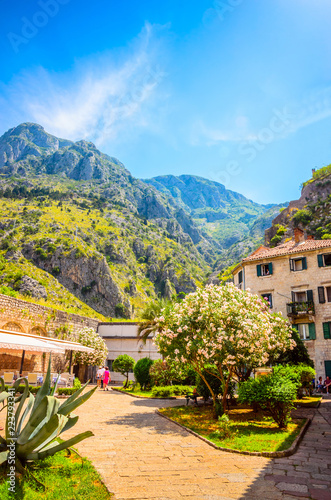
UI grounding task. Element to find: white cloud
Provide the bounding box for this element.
[0,22,167,147]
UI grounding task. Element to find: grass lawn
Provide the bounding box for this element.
[294,396,321,408]
[0,450,112,500]
[111,386,154,397]
[160,405,305,453]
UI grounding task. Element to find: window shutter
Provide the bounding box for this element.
[269,294,273,308]
[325,360,331,378]
[238,270,243,284]
[291,291,296,302]
[292,324,299,331]
[323,322,331,339]
[306,290,313,302]
[289,259,294,271]
[318,254,324,267]
[268,262,273,275]
[308,323,316,340]
[318,286,326,304]
[257,264,261,277]
[302,257,307,270]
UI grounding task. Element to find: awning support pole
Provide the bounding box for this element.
[68,351,73,375]
[20,350,26,376]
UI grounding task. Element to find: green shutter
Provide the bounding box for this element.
[257,264,261,277]
[325,360,331,378]
[268,262,273,275]
[308,323,316,340]
[292,324,299,331]
[323,322,331,339]
[302,257,307,270]
[306,290,313,302]
[238,270,243,283]
[318,255,324,267]
[318,287,326,304]
[289,259,294,271]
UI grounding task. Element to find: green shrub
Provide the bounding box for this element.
[210,414,236,440]
[0,285,19,298]
[114,303,126,317]
[151,386,174,397]
[73,377,82,390]
[273,364,315,398]
[15,385,41,394]
[270,234,282,247]
[58,387,76,396]
[134,357,154,390]
[292,209,312,226]
[238,374,297,429]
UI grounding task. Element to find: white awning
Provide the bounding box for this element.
[0,329,94,354]
[0,330,65,355]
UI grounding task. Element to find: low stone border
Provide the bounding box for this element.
[111,387,176,400]
[156,409,311,458]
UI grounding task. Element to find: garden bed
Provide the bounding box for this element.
[0,449,112,499]
[294,396,322,408]
[158,404,309,457]
[111,387,176,399]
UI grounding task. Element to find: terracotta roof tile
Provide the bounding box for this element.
[242,238,331,262]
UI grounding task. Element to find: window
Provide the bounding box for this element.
[289,257,307,271]
[107,359,114,371]
[318,253,331,267]
[257,263,273,277]
[293,323,316,340]
[291,290,313,303]
[237,270,243,289]
[262,293,273,308]
[318,286,331,303]
[323,322,331,339]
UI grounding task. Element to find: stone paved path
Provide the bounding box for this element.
[62,390,331,500]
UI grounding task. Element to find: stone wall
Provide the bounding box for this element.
[0,294,99,374]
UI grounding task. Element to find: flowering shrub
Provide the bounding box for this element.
[71,327,108,366]
[155,284,295,410]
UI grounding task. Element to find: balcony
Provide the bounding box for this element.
[286,301,315,317]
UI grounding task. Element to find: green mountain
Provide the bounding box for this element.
[0,123,284,317]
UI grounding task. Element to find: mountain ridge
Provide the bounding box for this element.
[0,122,285,317]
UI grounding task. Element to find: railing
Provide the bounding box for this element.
[286,301,315,316]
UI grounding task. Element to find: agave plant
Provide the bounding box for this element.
[0,359,96,470]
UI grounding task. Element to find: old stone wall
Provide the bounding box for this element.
[0,294,99,374]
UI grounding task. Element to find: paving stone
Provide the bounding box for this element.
[58,389,331,500]
[309,488,331,500]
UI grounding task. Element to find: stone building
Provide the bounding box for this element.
[232,229,331,379]
[97,322,160,383]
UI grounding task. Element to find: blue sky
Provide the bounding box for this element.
[1,0,331,204]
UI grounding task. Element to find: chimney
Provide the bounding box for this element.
[307,235,314,240]
[294,228,305,244]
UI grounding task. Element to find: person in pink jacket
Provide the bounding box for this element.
[103,366,111,391]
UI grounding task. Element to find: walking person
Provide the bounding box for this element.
[96,366,105,389]
[103,366,111,391]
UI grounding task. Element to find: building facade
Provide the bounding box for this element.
[232,229,331,379]
[97,322,161,383]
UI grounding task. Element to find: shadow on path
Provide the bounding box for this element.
[238,399,331,499]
